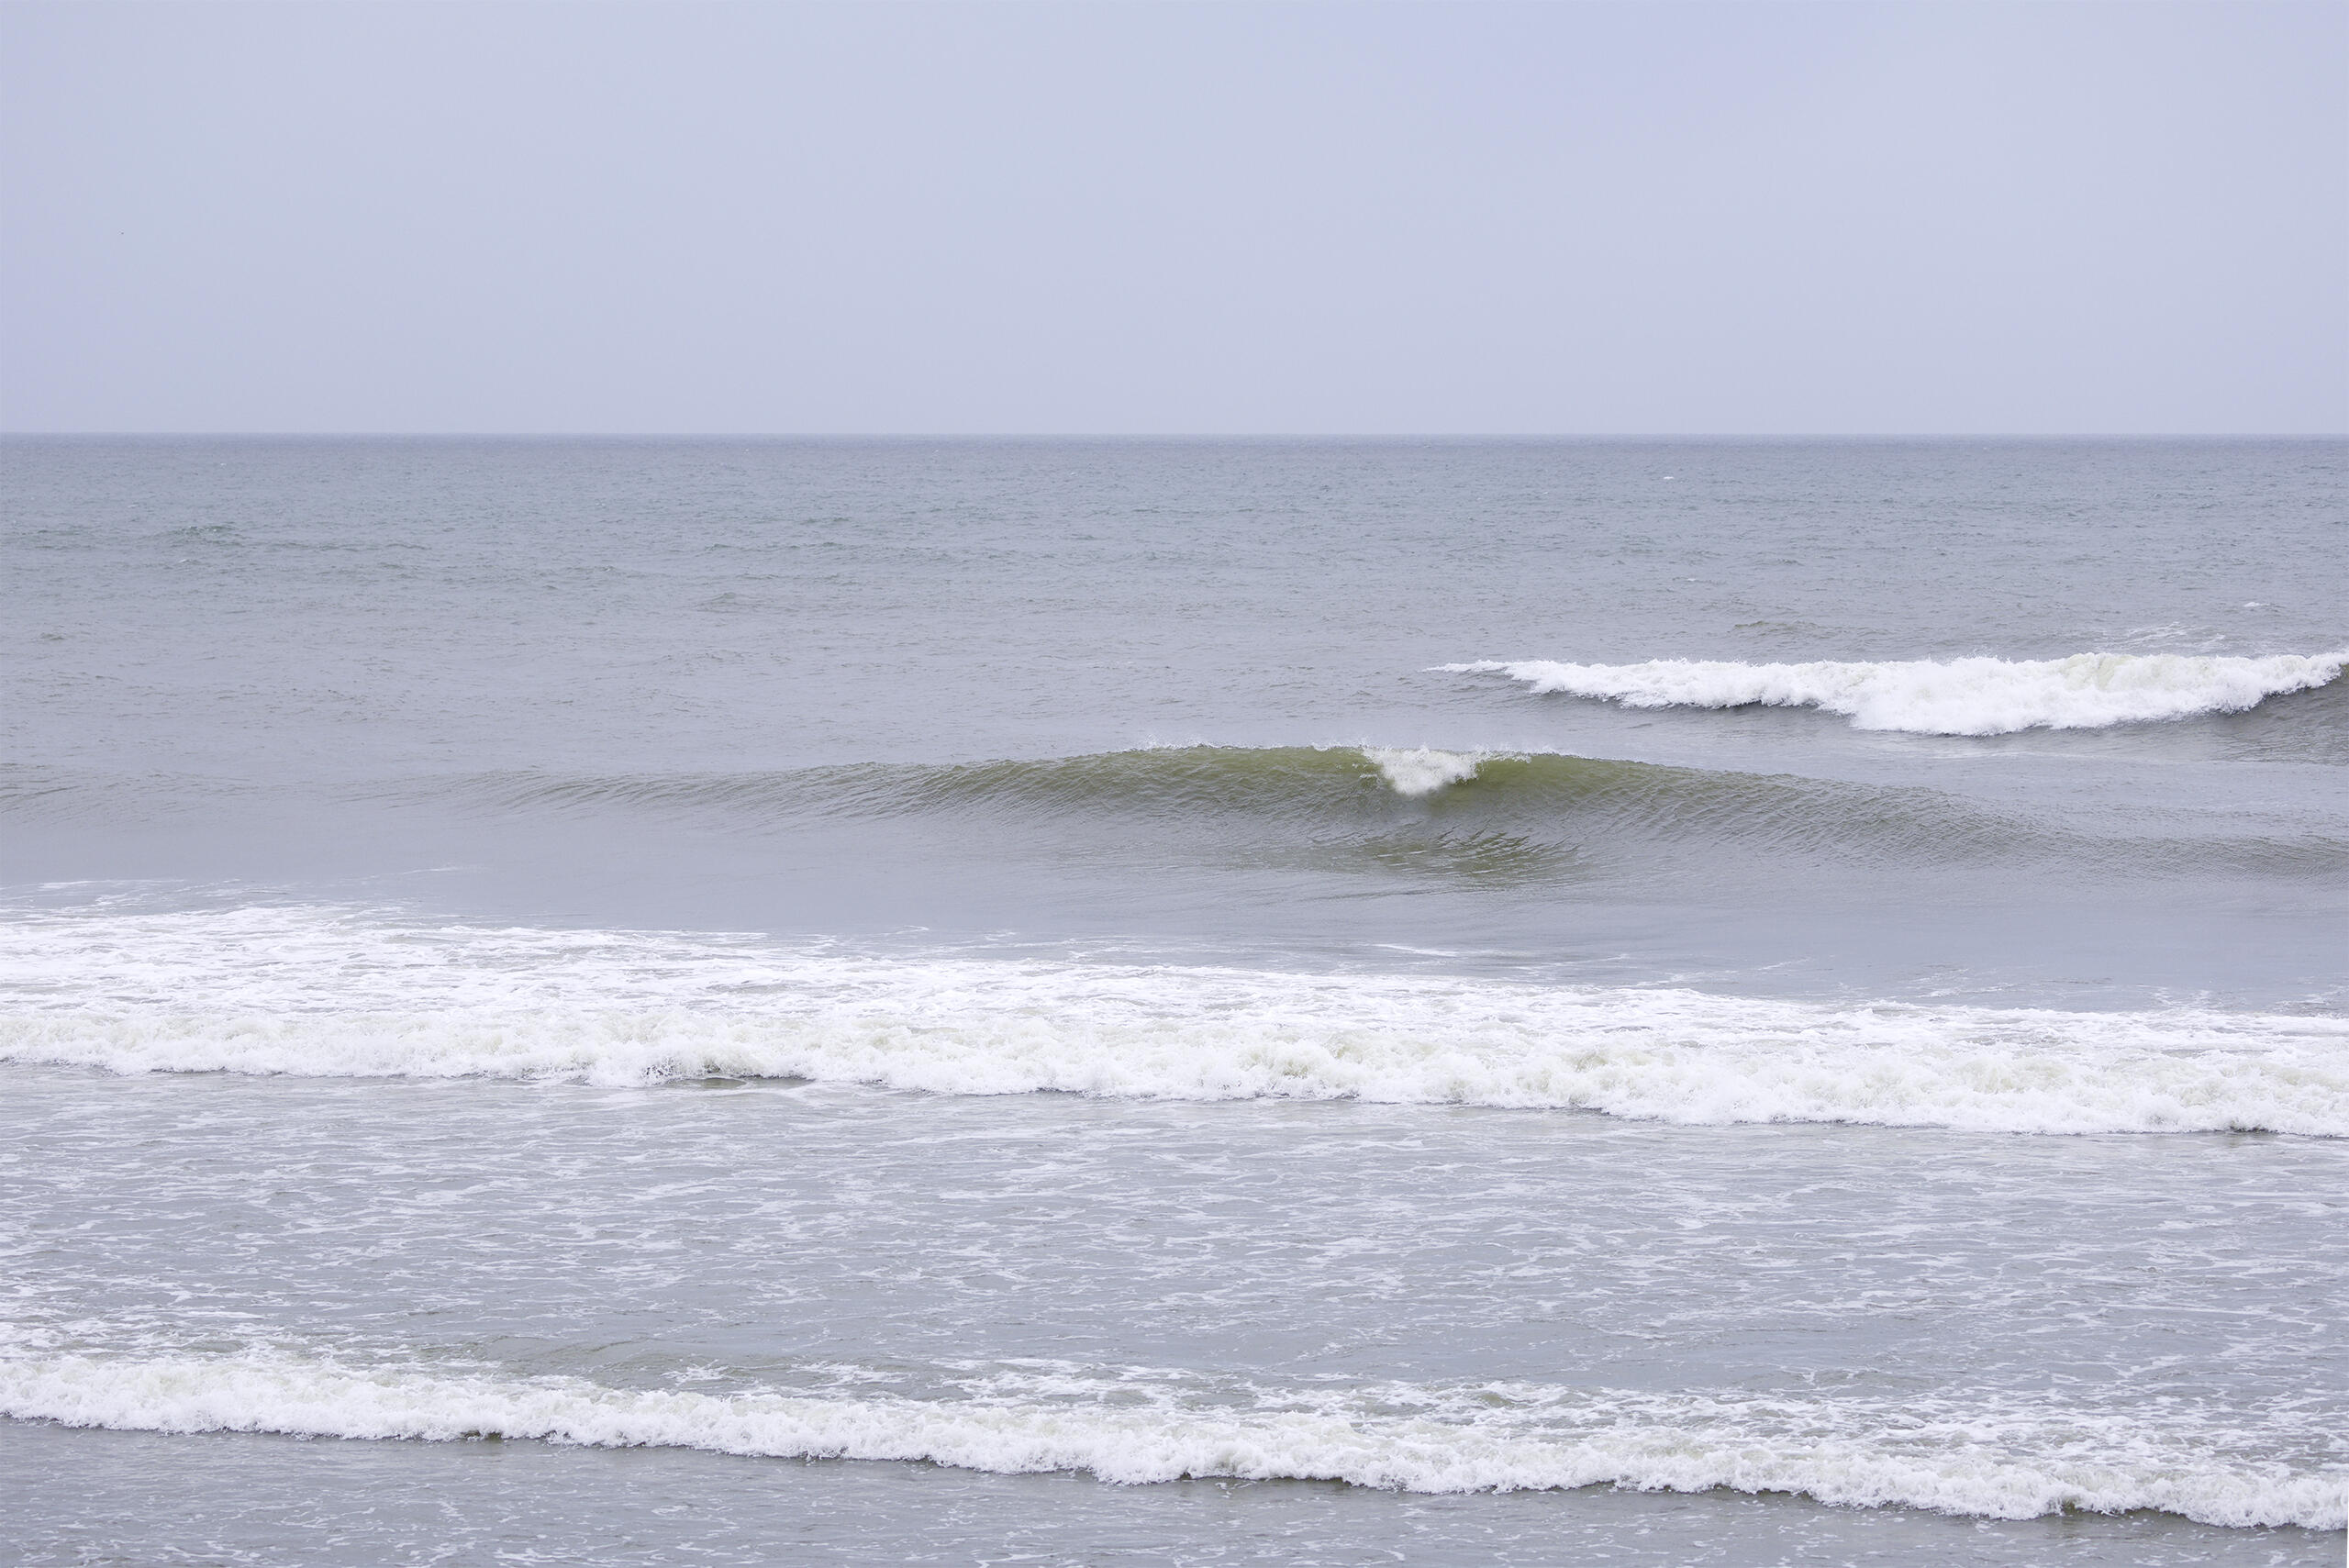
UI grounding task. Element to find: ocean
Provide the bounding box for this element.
[2,435,2343,1564]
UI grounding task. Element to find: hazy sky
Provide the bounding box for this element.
[4,2,2343,434]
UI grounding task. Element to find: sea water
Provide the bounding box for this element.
[2,436,2343,1563]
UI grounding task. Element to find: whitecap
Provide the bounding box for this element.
[1362,747,1485,798]
[1438,651,2348,735]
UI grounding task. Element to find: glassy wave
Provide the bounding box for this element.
[421,745,2026,862]
[1439,651,2348,734]
[17,741,2349,885]
[340,746,2348,883]
[6,906,2343,1134]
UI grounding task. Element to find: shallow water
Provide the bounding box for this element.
[2,436,2343,1561]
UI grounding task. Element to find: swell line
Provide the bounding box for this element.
[13,743,2347,886]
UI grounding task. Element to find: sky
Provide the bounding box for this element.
[2,2,2343,435]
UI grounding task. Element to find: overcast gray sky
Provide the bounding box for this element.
[3,2,2343,434]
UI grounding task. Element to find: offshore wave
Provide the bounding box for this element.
[0,1351,2334,1529]
[1439,651,2349,735]
[465,744,1550,820]
[5,906,2344,1135]
[388,747,2343,881]
[16,749,2348,884]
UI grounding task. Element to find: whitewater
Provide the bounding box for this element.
[5,906,2344,1134]
[1441,650,2348,734]
[2,1351,2336,1530]
[8,434,2345,1565]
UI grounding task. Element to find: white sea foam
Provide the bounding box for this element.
[0,1351,2335,1529]
[1363,747,1485,797]
[4,906,2344,1135]
[1439,651,2348,735]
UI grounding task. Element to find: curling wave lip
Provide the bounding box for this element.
[1437,651,2349,735]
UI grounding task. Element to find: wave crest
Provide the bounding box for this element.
[1440,651,2348,735]
[1363,747,1485,798]
[20,748,2346,885]
[396,749,2201,875]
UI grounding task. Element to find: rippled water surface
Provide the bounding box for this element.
[2,437,2343,1562]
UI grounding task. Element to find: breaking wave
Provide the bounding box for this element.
[374,747,2343,882]
[1440,651,2348,735]
[17,746,2348,885]
[5,906,2343,1135]
[0,1351,2334,1529]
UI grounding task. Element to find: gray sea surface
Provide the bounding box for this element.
[2,437,2344,1562]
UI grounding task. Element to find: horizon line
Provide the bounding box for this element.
[5,430,2344,442]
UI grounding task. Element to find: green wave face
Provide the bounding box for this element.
[16,747,2342,891]
[411,746,2349,888]
[462,745,1957,838]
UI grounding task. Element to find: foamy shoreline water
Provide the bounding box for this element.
[5,906,2343,1134]
[3,1352,2336,1530]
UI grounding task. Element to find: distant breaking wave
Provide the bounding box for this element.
[5,906,2344,1136]
[0,1351,2334,1529]
[1440,651,2348,735]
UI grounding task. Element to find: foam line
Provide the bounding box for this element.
[1440,651,2348,734]
[2,1352,2336,1529]
[5,907,2344,1135]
